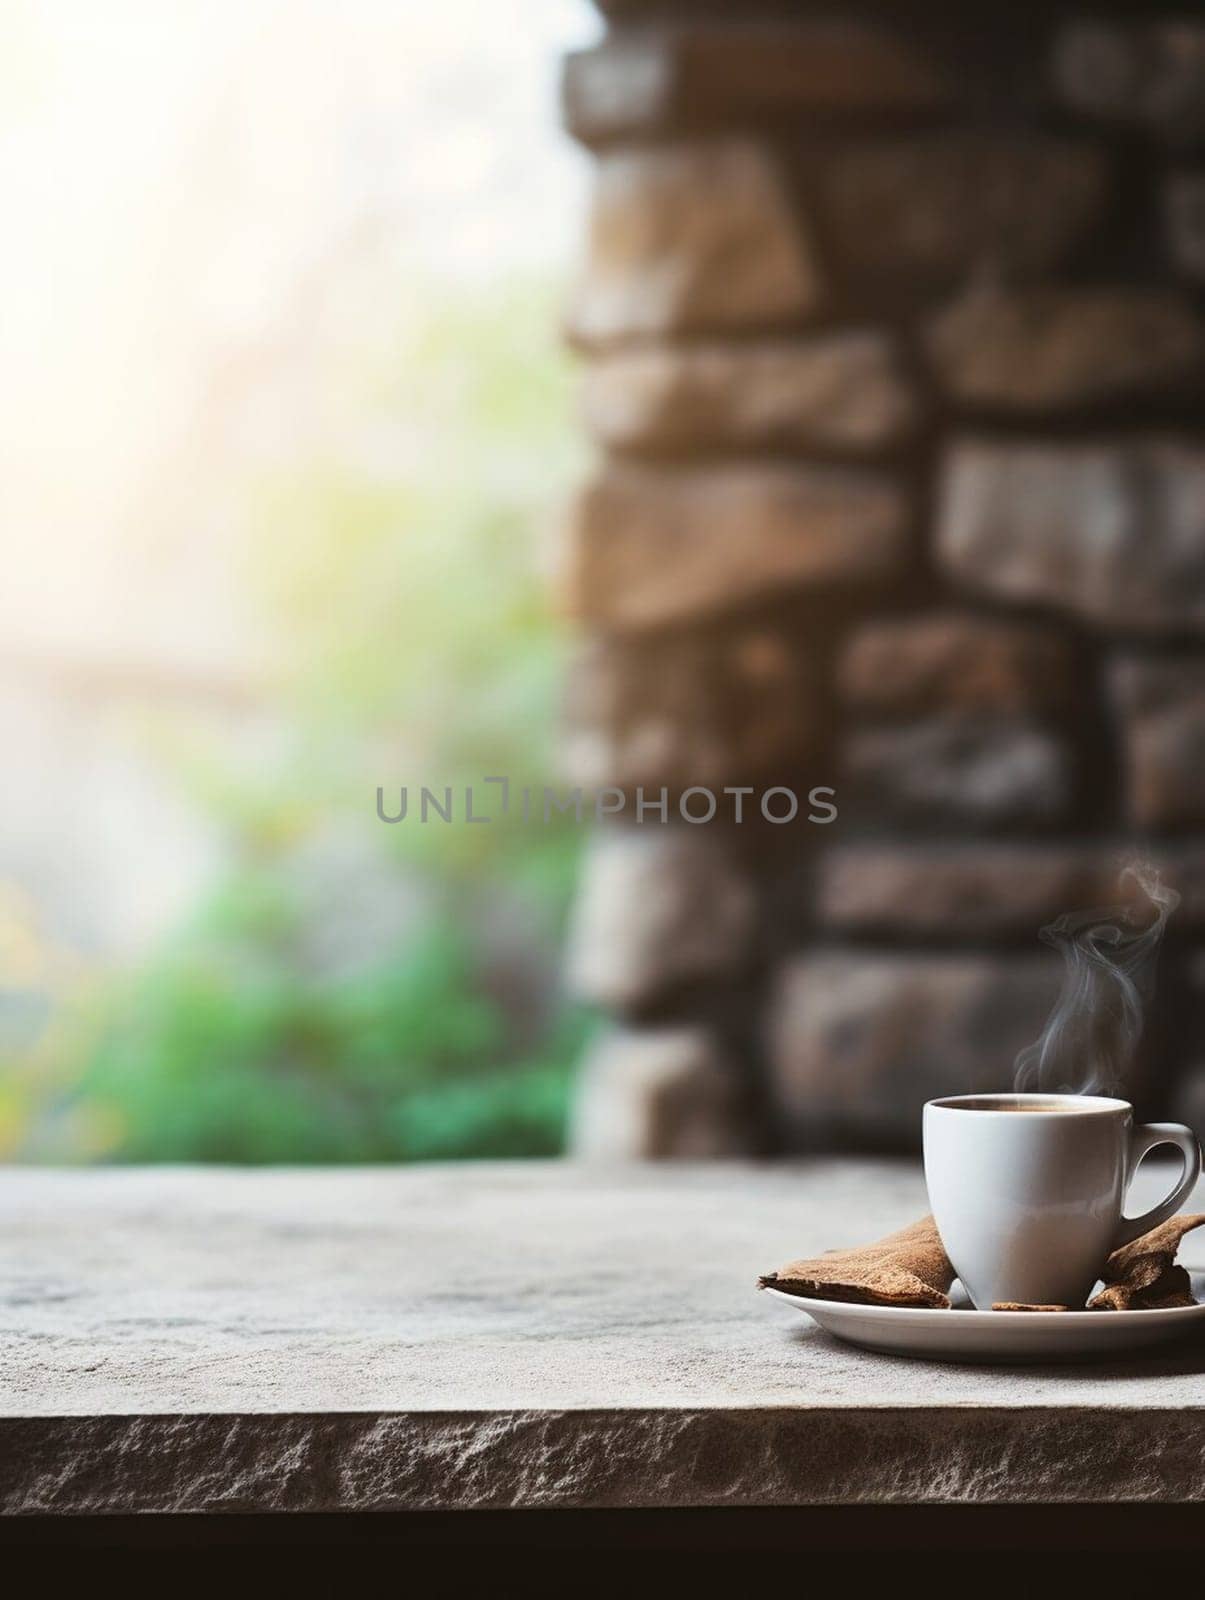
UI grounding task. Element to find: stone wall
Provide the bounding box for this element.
[558,2,1205,1156]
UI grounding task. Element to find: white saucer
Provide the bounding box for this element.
[763,1271,1205,1362]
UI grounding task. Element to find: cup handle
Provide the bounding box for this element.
[1114,1122,1202,1248]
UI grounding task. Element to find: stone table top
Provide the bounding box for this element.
[4,1159,1205,1513]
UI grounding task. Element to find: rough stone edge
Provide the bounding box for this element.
[4,1407,1205,1513]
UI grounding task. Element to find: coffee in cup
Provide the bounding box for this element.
[924,1092,1201,1309]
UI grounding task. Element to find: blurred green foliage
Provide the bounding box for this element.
[76,889,590,1163]
[17,270,594,1163]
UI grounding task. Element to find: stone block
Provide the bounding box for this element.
[768,950,1058,1146]
[838,612,1075,721]
[815,844,1120,941]
[567,825,755,1013]
[13,1164,1205,1511]
[570,1025,752,1158]
[926,287,1205,412]
[1052,20,1205,147]
[579,333,918,455]
[1112,657,1205,831]
[10,1163,1205,1510]
[562,625,815,793]
[562,462,908,631]
[562,23,950,143]
[565,140,819,345]
[843,715,1075,832]
[938,439,1205,631]
[817,135,1108,285]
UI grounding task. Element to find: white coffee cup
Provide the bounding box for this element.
[923,1092,1202,1310]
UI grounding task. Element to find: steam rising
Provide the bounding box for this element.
[1013,862,1180,1096]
